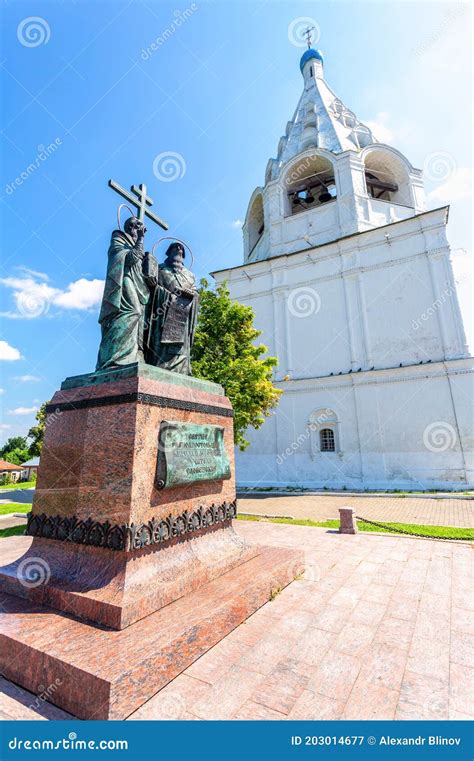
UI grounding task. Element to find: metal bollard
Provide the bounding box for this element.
[339,507,358,534]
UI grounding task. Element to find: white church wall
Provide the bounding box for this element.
[234,359,473,489]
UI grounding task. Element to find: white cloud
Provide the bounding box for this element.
[365,111,394,144]
[8,406,38,416]
[231,219,243,229]
[0,340,21,360]
[0,388,4,395]
[54,278,105,309]
[0,424,11,430]
[0,274,105,318]
[15,266,49,281]
[428,167,473,205]
[14,375,40,382]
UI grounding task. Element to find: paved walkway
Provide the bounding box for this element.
[238,494,474,528]
[0,522,472,720]
[0,488,34,505]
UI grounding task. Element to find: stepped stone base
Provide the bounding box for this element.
[0,538,304,720]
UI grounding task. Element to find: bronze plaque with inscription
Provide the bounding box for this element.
[156,421,231,489]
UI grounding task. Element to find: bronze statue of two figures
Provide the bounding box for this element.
[96,216,198,375]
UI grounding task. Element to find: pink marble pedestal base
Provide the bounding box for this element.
[0,536,304,720]
[0,525,259,629]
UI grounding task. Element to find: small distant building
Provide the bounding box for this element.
[21,457,40,481]
[0,460,23,483]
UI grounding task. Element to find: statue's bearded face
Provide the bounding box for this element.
[124,217,140,243]
[169,246,185,271]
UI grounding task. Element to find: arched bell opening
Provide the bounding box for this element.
[284,154,337,216]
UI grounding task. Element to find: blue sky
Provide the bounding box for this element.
[0,0,472,444]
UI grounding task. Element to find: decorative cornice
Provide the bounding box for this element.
[45,392,233,418]
[26,500,237,552]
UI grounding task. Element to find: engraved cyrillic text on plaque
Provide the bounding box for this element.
[156,421,231,489]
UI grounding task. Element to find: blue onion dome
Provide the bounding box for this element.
[300,47,324,72]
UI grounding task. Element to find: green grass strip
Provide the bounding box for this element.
[0,503,31,516]
[236,514,474,540]
[0,525,26,539]
[0,480,36,491]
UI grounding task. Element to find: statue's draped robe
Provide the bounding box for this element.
[146,264,198,375]
[96,230,150,370]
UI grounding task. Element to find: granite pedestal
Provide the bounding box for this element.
[0,364,304,718]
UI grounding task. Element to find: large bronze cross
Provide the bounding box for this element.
[108,178,169,230]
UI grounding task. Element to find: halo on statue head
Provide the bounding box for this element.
[117,203,137,231]
[151,237,194,270]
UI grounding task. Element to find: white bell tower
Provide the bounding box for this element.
[213,41,473,491]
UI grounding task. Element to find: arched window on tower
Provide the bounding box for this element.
[284,155,336,216]
[247,194,265,256]
[308,408,340,457]
[363,148,413,207]
[319,428,335,452]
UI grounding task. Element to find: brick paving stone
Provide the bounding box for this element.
[191,665,265,720]
[450,631,474,669]
[233,700,286,720]
[396,671,449,720]
[451,606,474,634]
[342,678,399,720]
[306,652,361,702]
[184,638,252,685]
[312,605,350,634]
[349,600,387,628]
[374,616,415,652]
[407,636,450,680]
[129,674,211,720]
[290,627,334,668]
[334,622,378,656]
[288,690,345,720]
[250,659,310,715]
[449,663,474,719]
[357,643,407,691]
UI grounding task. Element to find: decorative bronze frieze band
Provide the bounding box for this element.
[25,501,237,552]
[45,392,233,418]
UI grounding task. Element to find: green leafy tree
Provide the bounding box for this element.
[0,436,28,457]
[27,403,47,457]
[3,448,30,466]
[191,279,281,450]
